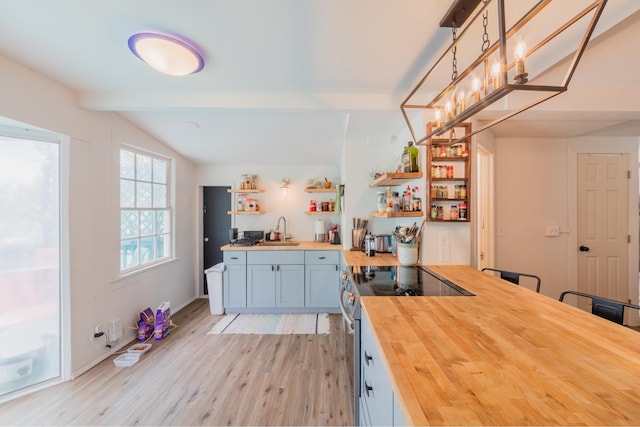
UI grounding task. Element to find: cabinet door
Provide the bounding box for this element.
[247,264,276,308]
[276,264,305,307]
[223,264,246,308]
[361,315,394,427]
[305,264,339,308]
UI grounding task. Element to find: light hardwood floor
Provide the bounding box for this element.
[0,299,354,426]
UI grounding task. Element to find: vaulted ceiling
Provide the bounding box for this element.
[0,0,638,165]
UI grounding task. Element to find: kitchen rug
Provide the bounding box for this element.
[208,313,330,335]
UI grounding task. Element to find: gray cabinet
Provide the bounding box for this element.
[223,251,247,309]
[305,251,339,309]
[223,249,340,313]
[276,264,305,307]
[246,251,305,309]
[360,313,404,426]
[247,264,276,307]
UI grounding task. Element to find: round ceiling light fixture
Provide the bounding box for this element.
[128,32,204,76]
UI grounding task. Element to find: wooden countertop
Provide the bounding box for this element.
[221,241,341,251]
[342,250,400,266]
[362,265,640,426]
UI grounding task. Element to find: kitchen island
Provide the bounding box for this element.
[362,265,640,426]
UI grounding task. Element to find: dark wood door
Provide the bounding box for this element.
[203,186,231,294]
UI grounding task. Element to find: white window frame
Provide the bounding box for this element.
[119,146,173,274]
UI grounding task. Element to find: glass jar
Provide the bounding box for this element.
[450,205,459,220]
[436,206,444,220]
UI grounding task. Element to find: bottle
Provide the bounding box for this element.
[376,192,386,213]
[386,186,393,212]
[459,203,467,220]
[431,205,437,219]
[402,141,419,172]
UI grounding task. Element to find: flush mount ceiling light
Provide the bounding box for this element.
[128,32,205,76]
[401,0,607,145]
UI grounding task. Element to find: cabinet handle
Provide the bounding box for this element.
[319,256,326,260]
[231,256,238,260]
[335,265,338,271]
[364,351,373,366]
[276,265,280,271]
[364,381,373,397]
[271,265,275,271]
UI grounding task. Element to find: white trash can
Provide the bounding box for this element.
[204,262,224,315]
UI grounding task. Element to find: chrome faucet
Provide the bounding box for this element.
[276,216,287,242]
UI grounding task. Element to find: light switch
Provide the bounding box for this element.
[545,223,560,237]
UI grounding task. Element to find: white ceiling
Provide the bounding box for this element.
[0,0,638,165]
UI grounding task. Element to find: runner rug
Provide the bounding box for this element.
[207,313,330,335]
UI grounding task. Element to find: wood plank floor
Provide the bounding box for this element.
[0,299,354,426]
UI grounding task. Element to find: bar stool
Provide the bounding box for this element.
[481,267,541,293]
[559,290,640,325]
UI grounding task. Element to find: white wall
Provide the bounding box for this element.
[0,53,197,377]
[493,136,639,301]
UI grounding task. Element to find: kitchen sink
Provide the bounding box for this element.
[259,241,300,246]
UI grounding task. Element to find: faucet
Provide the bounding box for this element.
[276,216,287,242]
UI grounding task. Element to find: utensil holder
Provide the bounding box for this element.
[397,242,419,265]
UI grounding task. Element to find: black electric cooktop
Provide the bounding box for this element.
[348,265,474,297]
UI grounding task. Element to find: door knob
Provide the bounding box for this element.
[579,245,589,252]
[204,237,209,242]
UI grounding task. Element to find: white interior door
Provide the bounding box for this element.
[476,146,494,270]
[577,153,629,311]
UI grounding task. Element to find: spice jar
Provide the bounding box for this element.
[450,205,459,220]
[309,200,317,212]
[459,203,467,220]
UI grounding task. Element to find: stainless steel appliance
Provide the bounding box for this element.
[339,265,474,425]
[374,234,393,253]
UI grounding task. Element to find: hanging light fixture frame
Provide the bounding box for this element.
[400,0,608,146]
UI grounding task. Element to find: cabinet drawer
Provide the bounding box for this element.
[223,251,246,265]
[305,250,339,265]
[247,250,304,265]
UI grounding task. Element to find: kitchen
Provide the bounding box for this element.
[1,0,640,424]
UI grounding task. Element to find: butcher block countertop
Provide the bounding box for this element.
[342,250,400,266]
[362,265,640,426]
[220,241,340,251]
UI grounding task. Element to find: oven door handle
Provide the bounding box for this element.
[339,283,355,330]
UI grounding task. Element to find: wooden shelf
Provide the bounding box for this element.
[431,177,469,182]
[228,188,265,193]
[304,188,336,193]
[427,121,472,223]
[304,211,337,215]
[369,172,423,187]
[370,211,423,218]
[227,210,265,215]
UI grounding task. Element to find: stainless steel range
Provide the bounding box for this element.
[339,265,474,425]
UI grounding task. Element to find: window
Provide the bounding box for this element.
[120,148,172,272]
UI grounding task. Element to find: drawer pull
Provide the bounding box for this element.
[231,256,238,260]
[364,381,373,397]
[319,256,326,260]
[364,351,373,366]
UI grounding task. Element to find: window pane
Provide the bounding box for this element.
[153,158,166,184]
[121,239,139,269]
[120,150,134,179]
[136,154,152,182]
[140,237,155,264]
[136,182,152,208]
[153,184,166,208]
[156,210,170,233]
[157,234,170,259]
[121,210,138,239]
[120,179,135,208]
[0,136,60,397]
[140,210,155,236]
